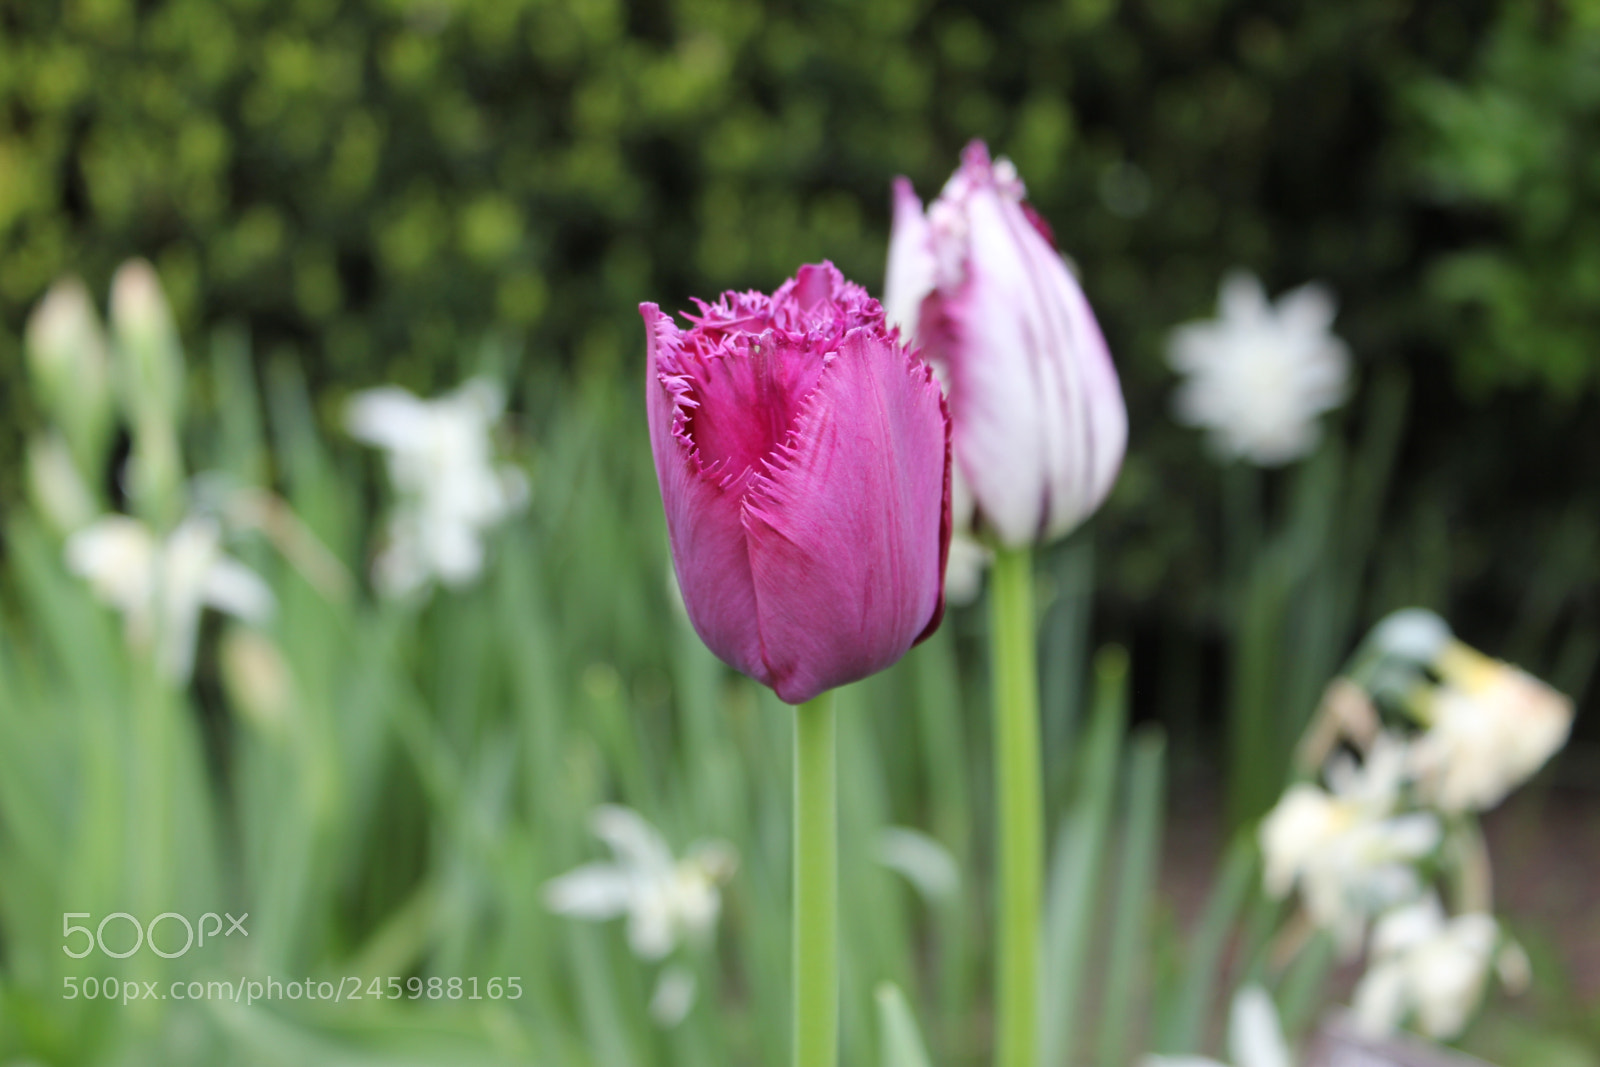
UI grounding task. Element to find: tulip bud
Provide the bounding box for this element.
[111,258,185,424]
[24,276,115,478]
[642,262,952,705]
[886,142,1126,548]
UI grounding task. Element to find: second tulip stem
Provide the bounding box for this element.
[795,690,838,1067]
[992,546,1041,1067]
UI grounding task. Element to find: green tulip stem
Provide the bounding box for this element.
[992,546,1041,1067]
[795,689,838,1067]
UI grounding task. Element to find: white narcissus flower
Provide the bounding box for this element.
[65,515,275,682]
[1167,271,1350,467]
[1142,984,1291,1067]
[886,141,1126,549]
[1409,646,1572,813]
[544,805,737,964]
[1259,735,1440,952]
[1353,895,1499,1041]
[1367,608,1454,666]
[345,378,527,597]
[1320,731,1411,807]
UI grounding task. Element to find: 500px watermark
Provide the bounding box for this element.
[62,974,524,1006]
[62,912,247,959]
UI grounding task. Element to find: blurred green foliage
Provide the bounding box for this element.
[0,0,1589,389]
[0,1,1596,710]
[1407,4,1600,398]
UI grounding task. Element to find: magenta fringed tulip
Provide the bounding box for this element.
[642,262,952,705]
[886,141,1127,547]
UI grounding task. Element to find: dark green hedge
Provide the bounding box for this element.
[2,0,1597,705]
[4,0,1591,391]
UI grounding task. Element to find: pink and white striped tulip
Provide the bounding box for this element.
[886,141,1127,548]
[642,262,952,705]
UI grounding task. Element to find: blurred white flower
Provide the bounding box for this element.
[345,378,527,597]
[1142,984,1291,1067]
[1352,895,1499,1041]
[878,826,961,902]
[1367,608,1453,666]
[65,515,274,681]
[1320,731,1410,808]
[1410,648,1572,813]
[1260,735,1439,952]
[648,964,698,1028]
[544,805,737,963]
[1167,271,1350,466]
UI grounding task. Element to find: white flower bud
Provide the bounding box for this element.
[111,259,185,423]
[24,275,115,474]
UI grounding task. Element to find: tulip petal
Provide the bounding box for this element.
[742,330,949,704]
[673,335,828,489]
[945,160,1126,545]
[884,177,936,339]
[643,303,768,684]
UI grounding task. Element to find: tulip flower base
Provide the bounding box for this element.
[794,691,838,1067]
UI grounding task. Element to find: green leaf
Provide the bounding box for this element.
[1040,646,1129,1067]
[876,982,933,1067]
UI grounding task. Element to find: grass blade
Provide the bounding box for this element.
[1096,727,1166,1067]
[876,982,933,1067]
[1160,832,1259,1053]
[1040,646,1129,1067]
